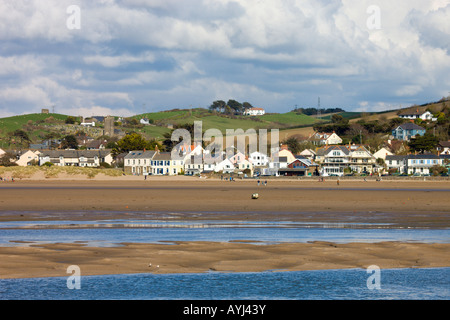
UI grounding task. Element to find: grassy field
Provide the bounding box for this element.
[133,109,319,132]
[0,113,69,148]
[0,113,67,132]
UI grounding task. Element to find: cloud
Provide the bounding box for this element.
[65,105,135,118]
[0,0,449,117]
[83,52,155,68]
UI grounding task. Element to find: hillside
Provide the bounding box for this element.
[131,108,319,131]
[1,99,448,149]
[0,109,320,148]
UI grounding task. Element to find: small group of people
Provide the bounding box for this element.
[257,180,267,186]
[0,176,14,182]
[221,175,236,181]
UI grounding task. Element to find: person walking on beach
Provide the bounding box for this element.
[337,178,340,186]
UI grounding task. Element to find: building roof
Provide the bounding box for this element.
[399,110,422,116]
[396,123,426,131]
[153,152,172,161]
[124,150,157,159]
[385,155,406,161]
[292,155,318,166]
[439,141,450,148]
[406,154,440,160]
[40,149,112,158]
[317,145,351,156]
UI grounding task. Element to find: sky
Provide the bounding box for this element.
[0,0,449,118]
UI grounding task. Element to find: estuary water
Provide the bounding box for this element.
[1,217,449,300]
[1,268,449,300]
[0,219,449,246]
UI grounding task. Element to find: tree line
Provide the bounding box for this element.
[293,107,345,115]
[208,100,255,115]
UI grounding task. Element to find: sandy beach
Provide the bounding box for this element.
[0,176,449,279]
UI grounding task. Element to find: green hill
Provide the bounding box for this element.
[132,108,319,132]
[0,109,320,148]
[3,100,447,149]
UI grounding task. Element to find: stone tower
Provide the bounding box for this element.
[104,116,115,137]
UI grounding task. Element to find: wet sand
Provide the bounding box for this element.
[1,241,449,279]
[0,178,449,279]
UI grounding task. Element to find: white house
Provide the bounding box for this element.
[348,145,377,174]
[268,146,296,175]
[406,154,443,175]
[15,150,40,166]
[317,145,351,176]
[184,154,203,175]
[80,121,96,127]
[399,109,435,121]
[308,132,343,146]
[151,152,184,175]
[299,149,316,160]
[235,158,253,175]
[385,155,407,174]
[124,150,158,175]
[373,147,393,160]
[140,118,150,125]
[244,107,265,116]
[249,151,270,167]
[214,158,235,174]
[228,151,247,165]
[437,141,450,155]
[39,150,113,167]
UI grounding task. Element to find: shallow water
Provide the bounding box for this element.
[0,219,449,246]
[1,268,449,300]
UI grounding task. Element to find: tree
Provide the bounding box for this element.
[65,116,77,124]
[209,100,226,113]
[113,133,160,155]
[282,137,301,155]
[242,102,253,113]
[331,114,344,124]
[11,129,31,147]
[408,132,439,153]
[0,151,18,167]
[430,165,447,176]
[227,99,243,114]
[61,134,78,149]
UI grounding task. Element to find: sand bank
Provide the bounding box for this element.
[1,241,449,279]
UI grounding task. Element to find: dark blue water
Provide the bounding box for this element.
[1,268,449,300]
